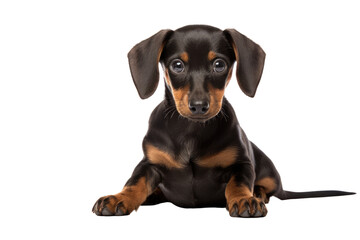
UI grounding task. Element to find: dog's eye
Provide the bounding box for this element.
[213,59,226,73]
[170,59,185,73]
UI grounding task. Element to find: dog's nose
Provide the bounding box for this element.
[188,100,210,115]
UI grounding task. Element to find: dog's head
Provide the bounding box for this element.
[128,25,265,122]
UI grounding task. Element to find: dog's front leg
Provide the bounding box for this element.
[225,163,267,217]
[92,159,160,216]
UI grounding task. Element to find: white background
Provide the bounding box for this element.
[1,0,359,239]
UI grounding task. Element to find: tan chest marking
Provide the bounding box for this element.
[145,144,183,169]
[196,147,238,168]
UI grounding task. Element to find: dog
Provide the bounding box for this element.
[92,25,354,217]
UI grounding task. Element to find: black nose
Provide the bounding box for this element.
[188,101,210,115]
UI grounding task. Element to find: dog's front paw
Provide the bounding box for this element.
[92,194,133,216]
[93,177,149,216]
[227,196,267,218]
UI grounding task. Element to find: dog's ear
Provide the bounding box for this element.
[128,29,173,99]
[223,29,266,97]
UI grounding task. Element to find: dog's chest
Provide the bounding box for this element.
[158,140,227,208]
[153,119,232,207]
[159,164,226,207]
[176,139,195,165]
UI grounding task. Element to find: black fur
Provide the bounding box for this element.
[93,25,354,217]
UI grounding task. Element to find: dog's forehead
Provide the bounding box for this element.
[163,26,230,59]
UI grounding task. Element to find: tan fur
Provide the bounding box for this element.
[165,70,192,117]
[231,42,239,62]
[172,85,192,117]
[255,177,277,194]
[208,51,216,61]
[165,64,232,120]
[255,187,269,203]
[98,177,150,214]
[225,176,253,201]
[197,147,238,168]
[225,67,233,87]
[208,83,224,117]
[225,176,252,214]
[145,143,183,169]
[225,176,266,216]
[164,70,171,86]
[180,52,189,62]
[116,177,150,212]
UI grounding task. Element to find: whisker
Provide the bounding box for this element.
[219,108,229,122]
[164,105,177,119]
[170,108,177,119]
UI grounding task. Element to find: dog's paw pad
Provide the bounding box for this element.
[92,195,124,216]
[228,197,267,218]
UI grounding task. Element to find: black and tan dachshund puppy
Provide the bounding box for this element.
[92,25,354,217]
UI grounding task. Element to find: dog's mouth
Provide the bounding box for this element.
[185,115,213,122]
[171,98,223,123]
[177,110,221,123]
[169,86,224,123]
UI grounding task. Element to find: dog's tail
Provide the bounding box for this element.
[276,190,355,200]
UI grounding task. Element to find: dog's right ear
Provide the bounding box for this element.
[128,30,173,99]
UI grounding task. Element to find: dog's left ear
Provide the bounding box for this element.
[224,29,266,98]
[128,29,173,99]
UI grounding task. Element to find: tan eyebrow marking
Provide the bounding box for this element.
[180,52,189,62]
[208,51,216,61]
